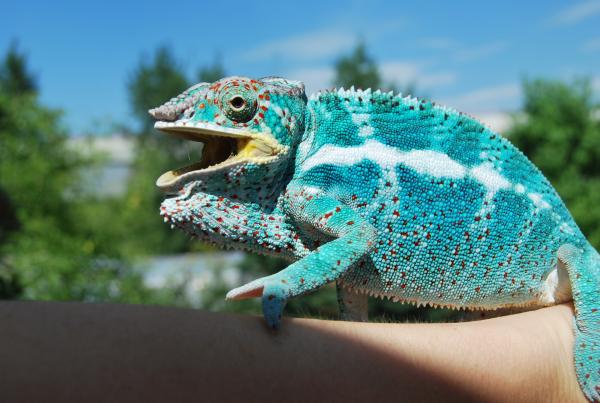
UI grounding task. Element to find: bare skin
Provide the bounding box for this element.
[0,301,585,403]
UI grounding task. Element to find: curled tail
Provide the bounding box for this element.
[558,243,600,402]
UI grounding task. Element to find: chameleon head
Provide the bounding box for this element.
[149,76,307,192]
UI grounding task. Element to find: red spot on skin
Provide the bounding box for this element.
[401,284,406,289]
[337,260,341,266]
[198,103,205,109]
[393,210,400,217]
[474,216,481,221]
[351,194,357,200]
[475,287,481,293]
[347,221,354,225]
[486,213,491,220]
[217,217,224,223]
[324,212,333,219]
[335,207,341,212]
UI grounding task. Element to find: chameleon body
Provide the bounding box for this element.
[149,76,599,401]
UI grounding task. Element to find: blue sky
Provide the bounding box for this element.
[2,0,599,134]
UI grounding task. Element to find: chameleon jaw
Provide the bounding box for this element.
[154,121,287,189]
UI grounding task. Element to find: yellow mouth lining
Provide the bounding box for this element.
[155,124,282,187]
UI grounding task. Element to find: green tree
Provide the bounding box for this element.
[333,41,414,96]
[0,46,162,302]
[128,46,189,136]
[508,78,600,248]
[333,41,382,90]
[0,42,37,95]
[197,55,225,83]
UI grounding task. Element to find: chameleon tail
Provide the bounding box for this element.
[558,243,599,402]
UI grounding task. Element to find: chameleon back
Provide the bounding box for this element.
[295,88,583,309]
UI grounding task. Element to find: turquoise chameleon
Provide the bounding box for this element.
[149,76,598,401]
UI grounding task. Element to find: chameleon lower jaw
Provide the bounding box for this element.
[154,124,282,189]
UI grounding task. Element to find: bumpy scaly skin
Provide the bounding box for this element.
[150,76,599,401]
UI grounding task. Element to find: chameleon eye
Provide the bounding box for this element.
[219,86,258,123]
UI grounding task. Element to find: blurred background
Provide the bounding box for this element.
[0,1,598,322]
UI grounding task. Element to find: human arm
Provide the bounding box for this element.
[0,301,585,402]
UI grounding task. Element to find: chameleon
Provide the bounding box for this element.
[149,76,599,401]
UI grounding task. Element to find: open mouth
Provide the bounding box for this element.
[154,121,283,188]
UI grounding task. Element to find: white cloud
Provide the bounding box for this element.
[417,72,458,89]
[454,41,509,62]
[242,30,355,62]
[418,37,460,51]
[417,37,508,63]
[472,112,513,133]
[581,37,600,52]
[546,0,600,27]
[380,61,457,90]
[442,83,521,113]
[379,61,421,83]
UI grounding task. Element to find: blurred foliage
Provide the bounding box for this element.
[0,46,167,302]
[128,46,189,136]
[508,79,600,248]
[0,42,37,95]
[334,41,381,91]
[333,41,414,95]
[197,55,225,84]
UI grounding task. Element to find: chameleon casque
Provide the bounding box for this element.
[149,76,599,401]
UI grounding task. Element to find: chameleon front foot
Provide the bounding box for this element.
[226,276,289,329]
[261,282,289,329]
